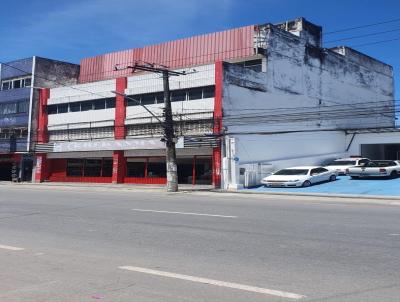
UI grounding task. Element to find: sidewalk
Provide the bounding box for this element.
[0,181,214,192]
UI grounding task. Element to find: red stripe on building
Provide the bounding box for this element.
[115,77,127,139]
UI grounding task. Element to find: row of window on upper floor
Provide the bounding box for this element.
[47,86,215,115]
[0,100,29,116]
[1,77,32,91]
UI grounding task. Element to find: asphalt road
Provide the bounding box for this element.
[0,184,399,301]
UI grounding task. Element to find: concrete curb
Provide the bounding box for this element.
[214,189,400,201]
[0,182,214,193]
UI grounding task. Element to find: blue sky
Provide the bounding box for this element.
[1,0,399,95]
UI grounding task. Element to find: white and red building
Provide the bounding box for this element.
[33,18,396,188]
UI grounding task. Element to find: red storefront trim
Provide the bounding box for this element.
[212,61,223,187]
[49,176,112,183]
[124,177,166,185]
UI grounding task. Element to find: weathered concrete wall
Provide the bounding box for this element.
[30,58,80,150]
[34,57,80,88]
[222,24,395,187]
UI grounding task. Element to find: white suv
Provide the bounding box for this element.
[324,158,370,175]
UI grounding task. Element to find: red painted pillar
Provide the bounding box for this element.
[112,77,128,183]
[35,153,49,183]
[35,88,50,183]
[112,150,126,184]
[212,61,223,188]
[114,77,127,139]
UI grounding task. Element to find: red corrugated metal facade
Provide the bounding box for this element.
[79,25,255,83]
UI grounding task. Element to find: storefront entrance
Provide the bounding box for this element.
[0,162,12,181]
[125,156,212,185]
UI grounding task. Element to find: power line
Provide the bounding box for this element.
[0,60,112,100]
[325,17,400,35]
[325,27,400,44]
[348,37,400,48]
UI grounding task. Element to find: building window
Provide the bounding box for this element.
[188,88,203,100]
[83,159,102,177]
[47,105,58,115]
[70,102,81,112]
[57,103,68,114]
[0,77,32,91]
[80,101,92,112]
[102,159,113,177]
[66,159,84,176]
[66,158,113,177]
[24,78,32,87]
[155,93,164,104]
[203,86,215,98]
[126,159,146,177]
[106,98,116,108]
[147,158,166,178]
[141,94,156,105]
[171,90,186,102]
[1,81,11,90]
[0,102,17,115]
[94,99,106,110]
[18,101,29,113]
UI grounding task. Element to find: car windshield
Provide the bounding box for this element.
[274,169,309,175]
[328,160,356,166]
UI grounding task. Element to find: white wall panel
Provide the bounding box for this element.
[49,79,116,105]
[48,109,115,127]
[125,64,215,95]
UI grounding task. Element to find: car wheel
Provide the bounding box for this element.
[302,180,311,187]
[390,171,397,179]
[329,175,336,182]
[350,176,359,179]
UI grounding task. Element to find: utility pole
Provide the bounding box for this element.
[162,69,178,192]
[114,62,194,192]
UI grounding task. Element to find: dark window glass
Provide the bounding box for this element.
[84,159,102,176]
[147,160,166,178]
[24,78,32,87]
[171,90,186,102]
[195,157,212,185]
[58,104,68,114]
[13,80,21,89]
[66,159,83,176]
[93,99,106,110]
[155,93,164,104]
[102,159,113,177]
[203,86,215,98]
[47,105,58,115]
[188,88,203,100]
[81,101,92,111]
[141,94,155,105]
[18,101,29,113]
[70,102,81,112]
[106,98,116,108]
[126,96,140,106]
[127,161,146,177]
[1,81,11,90]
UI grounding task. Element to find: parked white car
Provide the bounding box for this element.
[261,166,337,187]
[325,157,370,175]
[346,160,400,179]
